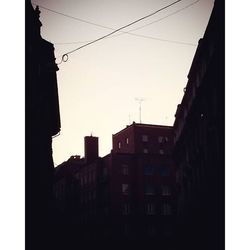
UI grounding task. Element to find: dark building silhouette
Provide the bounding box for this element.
[172,1,224,249]
[26,0,60,249]
[54,123,177,246]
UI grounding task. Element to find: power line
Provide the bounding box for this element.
[54,35,196,46]
[113,0,200,36]
[33,0,198,48]
[57,0,183,63]
[31,2,113,31]
[32,0,199,35]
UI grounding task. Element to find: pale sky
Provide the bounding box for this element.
[31,0,214,166]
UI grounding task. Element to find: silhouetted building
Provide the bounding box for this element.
[54,123,177,245]
[26,0,61,249]
[172,1,224,249]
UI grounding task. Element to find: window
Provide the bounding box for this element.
[159,136,168,143]
[143,148,149,154]
[160,166,168,176]
[159,149,164,155]
[92,172,96,183]
[122,164,129,175]
[118,141,121,149]
[145,203,155,215]
[158,136,164,143]
[103,167,108,177]
[142,135,148,142]
[162,185,171,196]
[88,172,92,184]
[145,185,155,195]
[92,190,96,200]
[144,165,153,175]
[147,225,156,236]
[84,175,87,184]
[122,184,129,195]
[122,203,130,215]
[126,138,129,144]
[162,203,171,215]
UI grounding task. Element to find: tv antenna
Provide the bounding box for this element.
[135,98,145,123]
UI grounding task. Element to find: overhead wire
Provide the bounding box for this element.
[112,0,200,37]
[51,0,183,62]
[32,0,199,37]
[32,0,199,53]
[53,0,199,46]
[33,0,198,63]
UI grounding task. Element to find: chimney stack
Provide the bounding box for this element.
[84,136,99,163]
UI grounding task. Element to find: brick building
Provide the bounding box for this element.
[172,1,224,249]
[54,123,177,243]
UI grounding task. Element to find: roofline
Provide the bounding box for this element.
[112,122,173,137]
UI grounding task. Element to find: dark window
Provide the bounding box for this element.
[122,164,129,175]
[161,185,171,196]
[122,184,129,195]
[160,166,168,176]
[145,185,155,195]
[162,203,171,215]
[144,165,153,175]
[145,203,155,215]
[122,203,130,215]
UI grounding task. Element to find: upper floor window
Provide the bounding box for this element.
[143,148,149,154]
[159,166,168,176]
[162,185,171,196]
[118,141,121,149]
[122,164,129,175]
[144,165,153,175]
[144,185,155,195]
[159,149,164,155]
[122,203,130,215]
[122,184,129,195]
[126,138,129,144]
[103,167,108,177]
[142,135,148,142]
[162,203,172,215]
[158,136,164,143]
[158,136,168,143]
[145,203,155,215]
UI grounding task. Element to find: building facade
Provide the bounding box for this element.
[54,123,177,243]
[172,1,224,249]
[26,1,61,249]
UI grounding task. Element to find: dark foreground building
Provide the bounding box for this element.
[173,1,224,249]
[54,123,177,247]
[26,1,61,249]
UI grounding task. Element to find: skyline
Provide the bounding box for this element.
[32,0,214,165]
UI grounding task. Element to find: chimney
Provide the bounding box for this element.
[84,136,99,163]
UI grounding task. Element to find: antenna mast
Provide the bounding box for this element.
[135,98,145,123]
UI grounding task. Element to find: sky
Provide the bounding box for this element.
[31,0,214,165]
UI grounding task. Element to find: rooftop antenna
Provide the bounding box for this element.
[135,98,145,123]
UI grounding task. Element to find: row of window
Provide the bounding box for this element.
[143,148,168,155]
[144,165,169,176]
[122,203,172,215]
[121,164,170,176]
[142,135,169,143]
[79,172,96,186]
[122,184,171,196]
[117,135,169,149]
